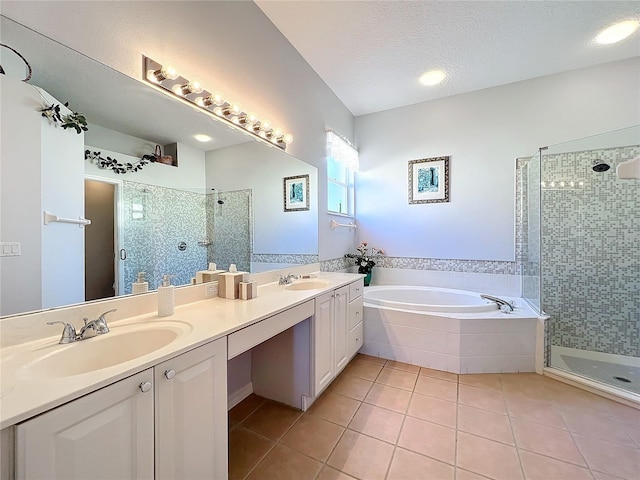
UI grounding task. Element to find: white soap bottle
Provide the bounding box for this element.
[157,274,175,317]
[132,271,149,294]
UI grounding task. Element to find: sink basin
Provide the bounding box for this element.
[19,322,190,379]
[285,280,329,291]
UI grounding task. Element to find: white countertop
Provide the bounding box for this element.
[0,272,362,429]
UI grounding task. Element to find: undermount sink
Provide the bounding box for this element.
[19,322,191,379]
[285,280,329,291]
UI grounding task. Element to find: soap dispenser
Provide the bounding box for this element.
[157,274,175,317]
[132,271,149,295]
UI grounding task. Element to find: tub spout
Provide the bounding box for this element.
[480,294,514,313]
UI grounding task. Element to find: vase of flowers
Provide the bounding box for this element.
[344,242,384,286]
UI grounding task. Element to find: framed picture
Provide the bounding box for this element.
[283,174,310,211]
[408,156,450,204]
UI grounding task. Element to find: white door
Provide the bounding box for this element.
[334,286,350,374]
[314,291,335,395]
[154,338,228,480]
[16,369,154,480]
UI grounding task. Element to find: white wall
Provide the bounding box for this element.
[355,58,640,261]
[1,1,356,262]
[1,78,85,315]
[85,125,206,192]
[205,142,318,255]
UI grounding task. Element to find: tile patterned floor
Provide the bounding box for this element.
[228,354,640,480]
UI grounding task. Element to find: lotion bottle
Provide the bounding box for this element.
[132,271,149,294]
[157,274,175,317]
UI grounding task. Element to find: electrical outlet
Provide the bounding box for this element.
[204,282,218,298]
[0,242,21,257]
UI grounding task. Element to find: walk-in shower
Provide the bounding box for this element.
[520,126,640,401]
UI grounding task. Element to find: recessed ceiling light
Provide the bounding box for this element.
[419,70,446,86]
[194,134,212,142]
[595,20,639,45]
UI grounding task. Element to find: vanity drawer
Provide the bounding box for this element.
[348,300,363,330]
[348,321,364,357]
[227,300,314,359]
[349,280,364,302]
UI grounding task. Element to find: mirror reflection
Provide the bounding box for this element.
[0,16,318,317]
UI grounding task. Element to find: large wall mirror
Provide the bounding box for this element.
[0,16,318,317]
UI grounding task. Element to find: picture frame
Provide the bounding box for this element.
[283,174,310,211]
[408,156,450,204]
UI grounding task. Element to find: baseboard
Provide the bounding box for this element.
[227,382,253,410]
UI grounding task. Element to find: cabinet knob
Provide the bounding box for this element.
[164,369,176,380]
[356,337,360,343]
[139,381,152,393]
[355,311,360,316]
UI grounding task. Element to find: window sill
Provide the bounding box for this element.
[327,211,355,220]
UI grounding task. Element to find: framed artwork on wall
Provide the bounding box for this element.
[283,174,310,211]
[408,156,450,204]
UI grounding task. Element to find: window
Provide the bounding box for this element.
[326,130,358,216]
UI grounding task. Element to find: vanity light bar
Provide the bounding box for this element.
[143,56,293,150]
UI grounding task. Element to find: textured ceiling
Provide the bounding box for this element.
[256,1,640,116]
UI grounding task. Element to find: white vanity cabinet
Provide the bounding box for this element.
[15,338,227,480]
[314,279,364,396]
[16,369,155,479]
[154,338,227,480]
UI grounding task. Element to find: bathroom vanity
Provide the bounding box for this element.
[0,272,364,480]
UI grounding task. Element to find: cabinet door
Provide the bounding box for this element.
[334,285,350,374]
[154,338,228,480]
[314,291,334,395]
[16,369,154,480]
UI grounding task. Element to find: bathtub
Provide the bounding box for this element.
[362,286,543,374]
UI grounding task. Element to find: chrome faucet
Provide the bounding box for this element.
[47,309,117,344]
[278,273,300,285]
[480,294,515,313]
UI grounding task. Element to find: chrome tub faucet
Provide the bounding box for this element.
[480,294,515,313]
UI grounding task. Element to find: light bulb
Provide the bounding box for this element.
[245,112,258,124]
[213,107,224,116]
[569,181,575,187]
[550,181,556,187]
[595,20,639,45]
[172,84,186,96]
[559,181,565,187]
[229,102,242,116]
[541,181,546,187]
[151,64,178,82]
[259,120,271,131]
[187,79,204,94]
[283,133,294,145]
[272,127,283,138]
[211,92,225,106]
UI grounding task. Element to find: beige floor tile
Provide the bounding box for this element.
[605,400,640,425]
[329,373,373,401]
[459,373,502,391]
[592,471,632,480]
[398,415,456,464]
[242,400,302,440]
[573,433,640,480]
[356,353,387,365]
[519,450,594,480]
[457,404,514,445]
[407,392,457,428]
[348,402,404,444]
[455,468,492,480]
[420,367,459,383]
[553,387,619,417]
[387,447,455,480]
[307,392,360,426]
[560,410,636,447]
[316,465,357,480]
[327,430,394,480]
[364,383,412,413]
[375,366,418,390]
[456,431,523,480]
[505,395,567,430]
[621,422,640,449]
[280,414,344,462]
[229,393,266,428]
[245,443,321,480]
[228,427,274,480]
[385,360,420,373]
[458,383,507,414]
[342,358,384,381]
[414,375,458,402]
[512,418,586,466]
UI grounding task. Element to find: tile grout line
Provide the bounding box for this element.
[501,375,528,480]
[453,376,460,480]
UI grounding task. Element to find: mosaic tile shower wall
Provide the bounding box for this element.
[122,181,207,294]
[206,190,252,273]
[542,145,640,357]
